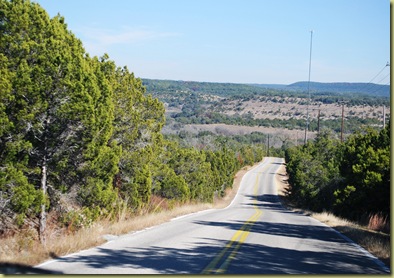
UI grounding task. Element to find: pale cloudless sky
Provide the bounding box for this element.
[33,0,390,85]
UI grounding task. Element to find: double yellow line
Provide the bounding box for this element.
[202,160,270,274]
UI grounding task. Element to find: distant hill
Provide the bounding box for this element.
[143,79,390,98]
[284,81,389,97]
[247,83,287,90]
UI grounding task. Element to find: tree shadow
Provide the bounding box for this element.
[38,192,389,274]
[222,240,385,274]
[43,231,387,274]
[51,242,218,274]
[242,193,290,211]
[194,219,346,244]
[270,162,285,166]
[0,263,62,274]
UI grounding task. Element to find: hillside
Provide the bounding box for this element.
[285,81,390,97]
[143,79,391,97]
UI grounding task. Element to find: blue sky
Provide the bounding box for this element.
[34,0,390,85]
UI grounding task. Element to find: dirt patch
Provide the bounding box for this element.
[216,98,389,121]
[275,163,290,198]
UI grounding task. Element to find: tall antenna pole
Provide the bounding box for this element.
[341,102,345,142]
[304,30,313,144]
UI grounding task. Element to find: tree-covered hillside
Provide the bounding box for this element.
[286,81,390,97]
[144,78,391,99]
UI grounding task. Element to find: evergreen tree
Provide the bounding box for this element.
[285,130,341,211]
[110,66,165,210]
[334,124,390,219]
[76,55,120,213]
[0,0,91,240]
[0,0,121,239]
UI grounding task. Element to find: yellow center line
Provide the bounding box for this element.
[202,158,273,274]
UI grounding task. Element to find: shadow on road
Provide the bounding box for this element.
[40,192,388,274]
[47,228,385,274]
[269,162,285,166]
[213,240,383,274]
[46,204,388,274]
[52,242,218,274]
[194,218,347,245]
[242,193,285,211]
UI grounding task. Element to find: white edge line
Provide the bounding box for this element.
[171,158,270,222]
[306,215,390,273]
[327,222,390,273]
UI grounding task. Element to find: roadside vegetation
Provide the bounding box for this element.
[280,125,390,267]
[0,164,254,267]
[0,0,273,266]
[284,125,390,223]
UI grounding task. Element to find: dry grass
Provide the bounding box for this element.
[312,211,391,267]
[275,164,391,268]
[367,213,390,233]
[0,204,217,267]
[0,222,106,266]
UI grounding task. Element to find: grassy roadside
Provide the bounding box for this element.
[275,163,391,269]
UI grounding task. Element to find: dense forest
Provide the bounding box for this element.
[0,0,271,241]
[0,0,390,250]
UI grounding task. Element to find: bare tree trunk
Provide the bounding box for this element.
[39,157,47,244]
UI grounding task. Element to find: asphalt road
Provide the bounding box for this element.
[37,157,389,274]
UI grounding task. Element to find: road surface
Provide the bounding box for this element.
[38,157,389,274]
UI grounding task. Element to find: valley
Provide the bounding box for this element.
[144,79,390,147]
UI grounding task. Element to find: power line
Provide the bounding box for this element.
[357,62,390,93]
[375,72,390,84]
[367,63,389,84]
[368,78,390,95]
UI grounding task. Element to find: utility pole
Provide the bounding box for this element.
[340,103,345,143]
[267,134,270,157]
[383,105,386,128]
[304,30,313,144]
